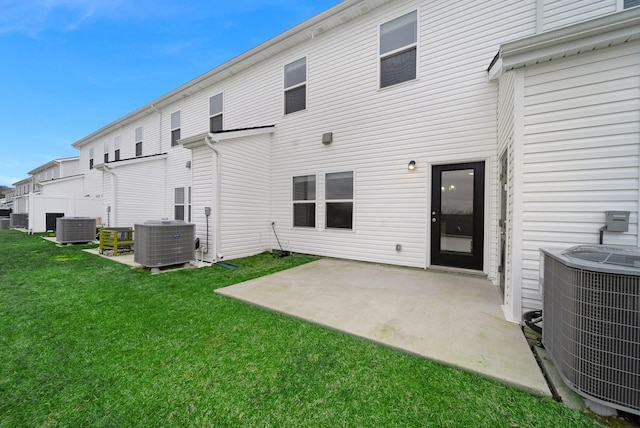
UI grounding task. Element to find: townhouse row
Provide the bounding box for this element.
[5,0,640,323]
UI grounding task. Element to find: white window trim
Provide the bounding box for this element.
[135,126,143,156]
[209,92,224,132]
[378,9,420,90]
[324,170,355,232]
[283,55,308,115]
[292,173,317,229]
[171,110,181,146]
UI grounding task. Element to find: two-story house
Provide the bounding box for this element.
[9,157,102,232]
[70,0,640,322]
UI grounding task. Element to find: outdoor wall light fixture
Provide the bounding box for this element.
[408,160,416,171]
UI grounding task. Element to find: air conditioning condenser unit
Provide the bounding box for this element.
[56,217,96,244]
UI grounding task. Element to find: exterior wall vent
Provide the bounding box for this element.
[56,217,97,244]
[134,220,195,268]
[541,245,640,416]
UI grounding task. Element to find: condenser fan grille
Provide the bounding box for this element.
[542,246,640,416]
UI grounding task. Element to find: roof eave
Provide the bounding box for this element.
[489,7,640,79]
[72,0,391,149]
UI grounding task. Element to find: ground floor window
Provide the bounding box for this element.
[325,171,353,229]
[174,187,192,221]
[293,175,316,227]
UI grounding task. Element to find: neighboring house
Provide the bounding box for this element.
[11,177,33,216]
[9,157,102,232]
[28,157,81,194]
[0,190,13,210]
[70,0,640,322]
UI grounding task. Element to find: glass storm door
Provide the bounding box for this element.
[431,162,485,270]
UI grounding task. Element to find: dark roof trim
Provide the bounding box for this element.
[211,125,276,134]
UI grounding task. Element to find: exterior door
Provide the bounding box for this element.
[431,162,485,270]
[499,152,508,295]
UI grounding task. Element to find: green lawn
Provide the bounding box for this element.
[0,230,604,427]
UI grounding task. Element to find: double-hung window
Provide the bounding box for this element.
[175,187,185,221]
[103,141,109,163]
[380,11,417,88]
[326,171,353,229]
[114,136,121,161]
[284,57,306,114]
[171,111,181,146]
[135,127,143,157]
[293,175,316,227]
[175,187,192,221]
[89,147,94,169]
[209,93,223,133]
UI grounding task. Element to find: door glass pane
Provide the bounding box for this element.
[440,169,474,254]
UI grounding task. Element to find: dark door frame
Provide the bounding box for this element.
[430,161,485,271]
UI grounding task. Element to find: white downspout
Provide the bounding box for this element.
[204,134,222,262]
[100,164,117,227]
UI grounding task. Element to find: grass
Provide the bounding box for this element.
[0,230,605,427]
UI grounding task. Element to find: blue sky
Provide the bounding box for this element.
[0,0,341,187]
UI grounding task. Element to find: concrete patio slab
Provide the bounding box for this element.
[216,258,551,397]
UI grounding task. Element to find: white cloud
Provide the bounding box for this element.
[0,0,113,35]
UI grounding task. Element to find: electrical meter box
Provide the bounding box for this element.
[605,211,629,232]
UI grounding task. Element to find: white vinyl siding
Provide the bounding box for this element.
[190,145,216,261]
[519,40,640,313]
[111,158,166,227]
[539,0,617,32]
[218,134,271,259]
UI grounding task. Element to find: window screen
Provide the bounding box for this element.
[293,175,315,227]
[209,93,223,132]
[326,171,353,229]
[284,58,306,114]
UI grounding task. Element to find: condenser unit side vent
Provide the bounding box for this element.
[56,217,96,244]
[542,246,640,416]
[10,213,28,229]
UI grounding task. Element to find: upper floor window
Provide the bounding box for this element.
[625,0,640,8]
[135,127,143,157]
[209,93,223,133]
[284,57,306,114]
[114,136,121,161]
[103,141,109,163]
[89,147,94,169]
[171,111,181,146]
[326,171,353,229]
[293,175,316,228]
[380,11,417,88]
